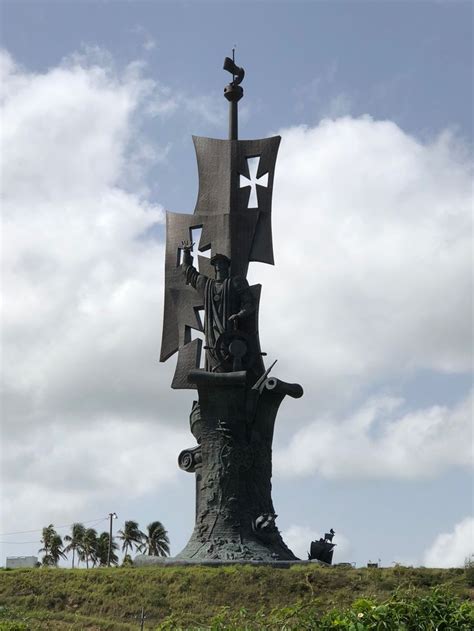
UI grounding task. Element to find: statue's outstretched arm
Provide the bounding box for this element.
[180,241,207,295]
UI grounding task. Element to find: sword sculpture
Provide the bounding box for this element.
[158,55,303,562]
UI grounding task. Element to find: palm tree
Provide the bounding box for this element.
[139,521,170,557]
[117,520,143,557]
[39,524,67,566]
[121,553,133,567]
[63,522,85,569]
[96,531,119,566]
[79,528,98,569]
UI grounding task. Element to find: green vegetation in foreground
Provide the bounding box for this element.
[0,565,472,630]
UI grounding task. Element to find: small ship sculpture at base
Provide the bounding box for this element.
[308,529,336,565]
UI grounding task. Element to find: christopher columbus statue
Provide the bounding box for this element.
[134,56,306,564]
[180,241,261,377]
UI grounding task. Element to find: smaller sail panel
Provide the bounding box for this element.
[160,211,203,362]
[171,339,202,390]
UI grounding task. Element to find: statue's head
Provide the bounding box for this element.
[210,254,231,280]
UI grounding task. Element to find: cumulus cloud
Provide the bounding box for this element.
[251,118,472,402]
[1,49,171,430]
[262,117,472,479]
[2,420,188,531]
[282,525,316,559]
[1,46,472,565]
[0,49,191,549]
[423,517,474,568]
[130,25,157,53]
[274,391,472,479]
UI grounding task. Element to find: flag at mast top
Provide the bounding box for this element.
[223,50,245,140]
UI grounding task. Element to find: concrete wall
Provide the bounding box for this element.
[6,556,38,569]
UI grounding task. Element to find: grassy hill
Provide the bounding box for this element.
[0,565,473,630]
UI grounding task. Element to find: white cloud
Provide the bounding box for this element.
[282,524,351,562]
[293,61,348,118]
[282,524,315,559]
[146,90,225,128]
[1,47,472,565]
[250,117,472,412]
[423,517,474,568]
[1,49,174,431]
[331,532,352,563]
[130,25,157,53]
[2,420,188,530]
[275,392,472,479]
[143,37,157,52]
[0,418,188,565]
[0,49,190,544]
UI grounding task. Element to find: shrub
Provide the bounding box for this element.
[202,588,473,630]
[464,557,474,587]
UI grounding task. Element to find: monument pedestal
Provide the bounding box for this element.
[175,370,301,562]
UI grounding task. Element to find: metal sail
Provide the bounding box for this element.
[160,57,280,388]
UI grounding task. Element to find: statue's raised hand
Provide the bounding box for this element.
[180,240,194,267]
[180,240,194,252]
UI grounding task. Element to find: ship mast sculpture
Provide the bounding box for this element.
[158,55,303,562]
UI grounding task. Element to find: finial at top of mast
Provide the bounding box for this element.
[223,50,245,140]
[223,49,245,87]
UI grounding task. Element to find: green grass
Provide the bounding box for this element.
[0,565,472,629]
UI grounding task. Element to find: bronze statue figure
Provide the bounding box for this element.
[180,240,262,376]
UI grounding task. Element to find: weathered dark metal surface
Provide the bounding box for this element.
[309,529,336,565]
[151,58,304,563]
[194,135,281,273]
[160,134,280,385]
[174,372,301,561]
[309,541,335,565]
[161,212,203,364]
[223,55,244,140]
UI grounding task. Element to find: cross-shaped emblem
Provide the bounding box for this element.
[239,156,269,208]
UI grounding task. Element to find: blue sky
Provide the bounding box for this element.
[1,1,472,568]
[3,0,472,211]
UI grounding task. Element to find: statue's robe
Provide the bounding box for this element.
[183,263,255,372]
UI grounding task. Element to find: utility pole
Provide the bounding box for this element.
[138,607,147,630]
[107,512,117,567]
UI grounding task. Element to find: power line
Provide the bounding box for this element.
[0,540,42,545]
[0,517,108,537]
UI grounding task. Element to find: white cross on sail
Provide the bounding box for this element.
[240,156,269,208]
